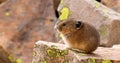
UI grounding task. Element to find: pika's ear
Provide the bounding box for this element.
[75,21,83,29]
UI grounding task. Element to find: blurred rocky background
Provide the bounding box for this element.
[0,0,120,63]
[0,0,60,63]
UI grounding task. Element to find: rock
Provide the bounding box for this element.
[58,0,120,47]
[52,0,60,10]
[101,0,120,13]
[0,0,57,63]
[52,0,60,18]
[0,46,11,63]
[32,41,120,63]
[0,0,6,4]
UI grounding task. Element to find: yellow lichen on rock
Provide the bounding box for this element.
[59,7,70,20]
[94,0,101,8]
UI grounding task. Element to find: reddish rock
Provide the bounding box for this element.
[0,0,6,4]
[101,0,120,13]
[52,0,60,18]
[32,41,120,63]
[0,0,57,63]
[52,0,60,10]
[0,46,11,63]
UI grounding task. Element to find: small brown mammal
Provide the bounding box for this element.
[55,19,100,53]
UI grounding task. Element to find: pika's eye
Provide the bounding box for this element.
[62,23,66,26]
[75,22,82,29]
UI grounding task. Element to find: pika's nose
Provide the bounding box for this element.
[54,25,62,32]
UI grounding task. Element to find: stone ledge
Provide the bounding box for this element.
[32,41,120,63]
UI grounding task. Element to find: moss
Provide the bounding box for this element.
[33,51,36,57]
[60,50,68,56]
[78,53,87,56]
[34,44,39,48]
[59,7,70,20]
[43,60,48,63]
[63,61,68,63]
[51,45,57,49]
[94,0,101,8]
[88,58,96,63]
[16,58,22,63]
[102,59,112,63]
[5,11,10,17]
[46,48,68,57]
[8,54,14,63]
[56,49,61,57]
[47,49,57,57]
[102,8,109,13]
[99,25,107,36]
[41,45,47,52]
[104,15,109,19]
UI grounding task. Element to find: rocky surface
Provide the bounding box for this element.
[52,0,60,18]
[0,46,11,63]
[1,0,120,63]
[32,41,120,63]
[101,0,120,13]
[52,0,60,10]
[0,0,57,63]
[58,0,120,47]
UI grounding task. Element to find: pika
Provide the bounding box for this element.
[55,19,100,53]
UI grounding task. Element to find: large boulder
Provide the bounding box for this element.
[0,0,57,63]
[58,0,120,47]
[52,0,60,18]
[0,46,11,63]
[32,41,120,63]
[101,0,120,13]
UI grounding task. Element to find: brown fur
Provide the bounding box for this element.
[55,19,100,53]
